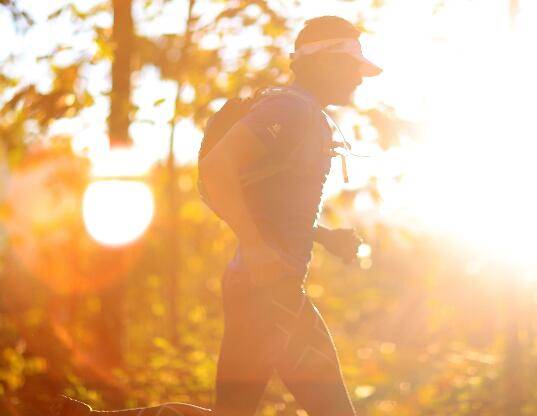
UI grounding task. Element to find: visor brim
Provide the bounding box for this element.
[356,56,383,77]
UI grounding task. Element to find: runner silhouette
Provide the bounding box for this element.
[54,15,381,416]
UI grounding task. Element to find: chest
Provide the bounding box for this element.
[294,111,332,179]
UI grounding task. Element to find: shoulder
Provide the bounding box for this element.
[251,91,312,121]
[238,90,316,154]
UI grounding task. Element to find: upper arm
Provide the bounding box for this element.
[200,95,311,175]
[240,95,310,159]
[199,119,269,177]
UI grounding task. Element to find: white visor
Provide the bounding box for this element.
[290,37,382,77]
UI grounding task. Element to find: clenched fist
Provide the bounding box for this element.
[316,228,363,264]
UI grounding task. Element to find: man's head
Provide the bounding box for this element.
[290,16,381,106]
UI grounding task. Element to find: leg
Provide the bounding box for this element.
[213,323,274,416]
[269,280,357,416]
[213,263,285,416]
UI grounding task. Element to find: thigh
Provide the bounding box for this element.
[214,327,275,416]
[214,264,287,416]
[271,287,356,416]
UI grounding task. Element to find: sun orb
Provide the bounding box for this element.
[82,179,155,247]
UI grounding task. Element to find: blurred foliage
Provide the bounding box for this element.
[3,155,537,415]
[1,0,537,416]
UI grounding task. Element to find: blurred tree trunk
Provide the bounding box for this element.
[93,0,134,382]
[166,0,196,344]
[110,0,134,146]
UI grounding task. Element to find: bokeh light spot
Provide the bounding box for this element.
[83,180,154,247]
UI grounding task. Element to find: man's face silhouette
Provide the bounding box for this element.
[313,53,364,106]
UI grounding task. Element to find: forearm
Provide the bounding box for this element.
[200,153,264,245]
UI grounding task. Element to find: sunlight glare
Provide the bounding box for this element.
[90,146,154,178]
[368,0,537,269]
[83,180,155,247]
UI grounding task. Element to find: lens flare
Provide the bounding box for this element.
[82,180,155,247]
[5,149,140,294]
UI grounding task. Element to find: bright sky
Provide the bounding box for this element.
[2,0,537,269]
[367,0,537,271]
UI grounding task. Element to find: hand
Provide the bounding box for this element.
[241,241,299,287]
[318,228,362,264]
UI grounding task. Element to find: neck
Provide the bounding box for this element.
[291,77,329,108]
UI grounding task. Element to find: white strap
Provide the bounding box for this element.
[290,38,362,61]
[290,38,382,76]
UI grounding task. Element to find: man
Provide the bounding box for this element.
[55,15,381,416]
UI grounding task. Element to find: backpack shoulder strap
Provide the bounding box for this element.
[240,86,316,187]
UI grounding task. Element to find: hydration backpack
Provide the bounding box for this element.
[197,86,315,213]
[198,88,265,162]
